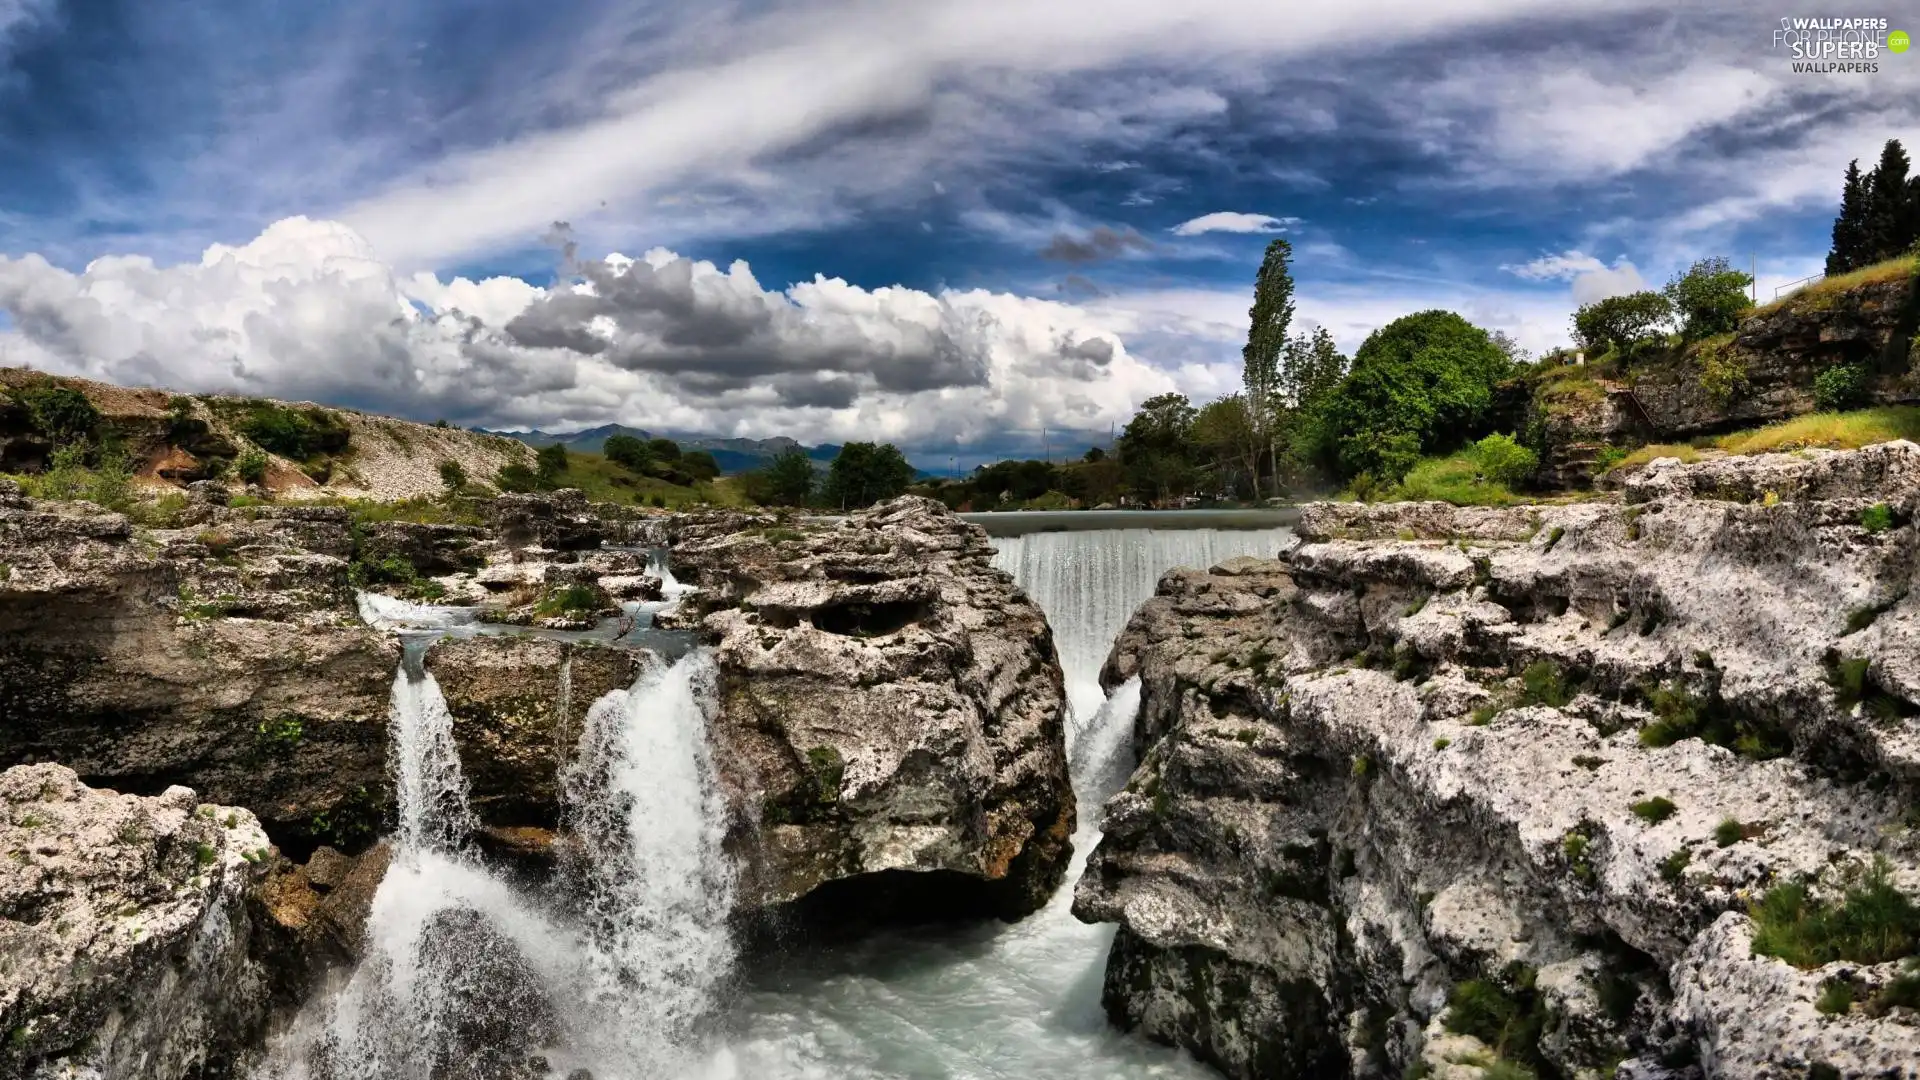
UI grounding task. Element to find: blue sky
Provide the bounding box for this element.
[1,0,1915,466]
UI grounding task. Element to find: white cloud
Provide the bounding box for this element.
[1503,249,1648,307]
[1168,212,1301,237]
[0,217,1183,448]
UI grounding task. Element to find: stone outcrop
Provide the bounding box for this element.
[664,496,1075,921]
[0,492,396,855]
[0,763,276,1079]
[1076,443,1920,1078]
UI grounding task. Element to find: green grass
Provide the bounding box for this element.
[1749,857,1920,969]
[532,584,602,620]
[535,450,749,509]
[1659,848,1692,883]
[1750,255,1917,318]
[1720,407,1920,456]
[1631,796,1678,824]
[1374,450,1521,507]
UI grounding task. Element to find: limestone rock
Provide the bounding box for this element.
[1076,446,1920,1078]
[671,495,1075,920]
[0,763,275,1079]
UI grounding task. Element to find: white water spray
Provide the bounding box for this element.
[256,648,735,1080]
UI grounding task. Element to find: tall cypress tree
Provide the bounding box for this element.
[1826,159,1869,275]
[1863,139,1912,264]
[1242,238,1294,498]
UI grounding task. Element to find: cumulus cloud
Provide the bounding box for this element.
[0,217,1179,448]
[1038,225,1152,263]
[1169,212,1300,236]
[1503,249,1649,307]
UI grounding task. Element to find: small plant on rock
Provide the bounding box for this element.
[1631,796,1678,824]
[1860,503,1894,533]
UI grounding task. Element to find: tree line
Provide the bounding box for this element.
[1828,138,1920,275]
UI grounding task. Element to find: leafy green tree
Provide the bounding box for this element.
[495,462,541,493]
[1663,257,1753,341]
[1571,292,1672,355]
[680,450,719,483]
[647,438,682,463]
[1241,239,1294,497]
[1317,311,1513,483]
[762,447,816,505]
[603,434,651,471]
[824,442,915,508]
[1191,395,1255,497]
[1279,327,1350,487]
[1117,392,1198,503]
[535,443,568,482]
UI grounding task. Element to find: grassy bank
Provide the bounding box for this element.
[1605,406,1920,475]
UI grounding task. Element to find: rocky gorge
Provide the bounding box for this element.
[0,441,1917,1078]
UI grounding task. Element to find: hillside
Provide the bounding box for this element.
[0,367,533,501]
[485,422,841,474]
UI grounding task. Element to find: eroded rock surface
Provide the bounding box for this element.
[1077,444,1920,1078]
[0,763,276,1079]
[667,496,1075,920]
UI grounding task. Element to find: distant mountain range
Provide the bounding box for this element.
[480,424,842,475]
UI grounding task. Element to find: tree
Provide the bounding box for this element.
[679,450,720,483]
[438,459,467,492]
[1278,327,1349,486]
[1241,238,1294,498]
[1827,159,1871,275]
[1862,139,1913,266]
[1190,395,1255,498]
[824,442,915,509]
[1663,257,1753,341]
[603,434,651,471]
[1117,392,1198,503]
[761,447,816,505]
[1571,292,1673,355]
[17,384,99,446]
[647,438,682,463]
[1316,310,1512,483]
[535,443,568,482]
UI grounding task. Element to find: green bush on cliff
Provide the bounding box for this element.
[1572,292,1672,356]
[18,384,101,445]
[1815,364,1871,412]
[1664,256,1754,341]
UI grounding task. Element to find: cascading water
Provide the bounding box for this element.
[720,522,1290,1078]
[255,645,735,1080]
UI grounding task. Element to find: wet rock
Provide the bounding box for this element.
[0,763,275,1079]
[1076,446,1920,1077]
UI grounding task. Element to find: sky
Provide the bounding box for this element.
[0,0,1916,467]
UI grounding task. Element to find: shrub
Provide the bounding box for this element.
[1664,257,1754,340]
[1860,503,1894,533]
[495,462,542,493]
[1815,979,1855,1015]
[1572,292,1672,355]
[1660,849,1692,883]
[1696,340,1749,405]
[235,402,350,459]
[17,384,100,444]
[1520,661,1571,708]
[532,584,602,619]
[603,434,652,471]
[1631,796,1678,824]
[1749,857,1920,969]
[1472,433,1537,488]
[535,443,569,481]
[437,459,467,491]
[1715,817,1753,848]
[1814,364,1870,412]
[235,448,270,485]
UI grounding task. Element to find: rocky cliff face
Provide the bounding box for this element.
[1076,444,1920,1078]
[0,481,397,855]
[0,763,277,1079]
[663,496,1075,921]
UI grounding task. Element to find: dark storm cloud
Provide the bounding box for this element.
[502,253,997,403]
[1038,225,1151,263]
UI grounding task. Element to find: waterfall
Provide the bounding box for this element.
[255,648,734,1080]
[562,650,735,1069]
[992,527,1289,725]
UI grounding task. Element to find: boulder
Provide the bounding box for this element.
[0,763,276,1079]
